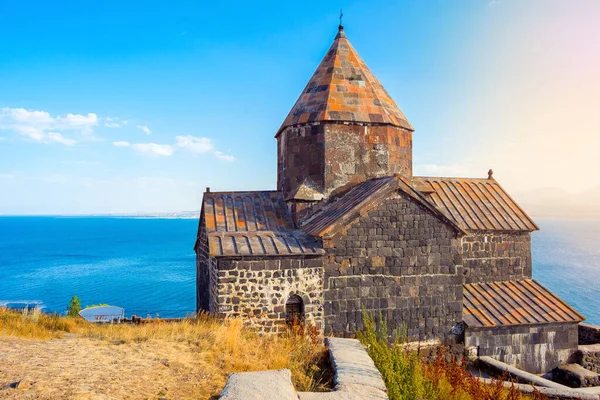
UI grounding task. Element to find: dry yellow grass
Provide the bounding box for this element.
[0,308,330,399]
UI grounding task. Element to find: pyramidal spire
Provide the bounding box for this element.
[277,26,413,135]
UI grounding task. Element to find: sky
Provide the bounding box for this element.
[0,0,598,214]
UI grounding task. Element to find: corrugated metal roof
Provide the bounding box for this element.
[301,176,396,237]
[463,280,585,329]
[277,27,412,136]
[208,232,324,257]
[201,191,324,257]
[301,175,465,238]
[412,177,538,232]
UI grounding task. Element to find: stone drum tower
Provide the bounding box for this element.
[276,25,414,205]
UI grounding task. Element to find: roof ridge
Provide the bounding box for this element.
[413,176,496,182]
[412,176,539,232]
[203,190,280,195]
[301,175,465,238]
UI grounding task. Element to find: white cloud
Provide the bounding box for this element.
[131,143,174,156]
[117,134,234,161]
[175,134,234,161]
[47,132,77,146]
[175,135,214,154]
[0,107,98,145]
[137,125,151,135]
[214,151,235,162]
[59,113,98,132]
[104,117,121,128]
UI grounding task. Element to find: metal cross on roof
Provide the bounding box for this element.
[339,9,343,29]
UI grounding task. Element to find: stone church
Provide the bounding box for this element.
[195,25,585,373]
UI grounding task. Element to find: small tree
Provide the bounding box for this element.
[67,295,82,317]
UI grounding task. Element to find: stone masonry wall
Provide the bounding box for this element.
[462,232,532,284]
[195,224,210,312]
[324,191,463,340]
[277,124,325,199]
[213,257,324,333]
[466,323,579,374]
[277,122,412,200]
[208,256,218,314]
[580,323,600,345]
[324,123,412,197]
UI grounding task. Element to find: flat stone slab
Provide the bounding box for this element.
[219,369,297,400]
[326,337,387,394]
[576,386,600,395]
[543,363,600,388]
[299,338,388,399]
[220,338,389,399]
[478,356,568,390]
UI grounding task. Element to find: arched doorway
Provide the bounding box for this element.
[285,294,304,325]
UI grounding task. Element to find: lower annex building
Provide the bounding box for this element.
[194,25,585,374]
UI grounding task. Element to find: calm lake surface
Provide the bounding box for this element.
[0,217,598,323]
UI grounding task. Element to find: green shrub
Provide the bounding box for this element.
[356,310,437,400]
[67,295,82,317]
[356,310,546,400]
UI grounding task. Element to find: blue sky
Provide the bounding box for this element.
[1,0,598,214]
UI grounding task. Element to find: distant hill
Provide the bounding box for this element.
[91,211,200,219]
[512,186,600,219]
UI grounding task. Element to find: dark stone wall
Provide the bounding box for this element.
[323,123,412,197]
[277,124,325,199]
[466,323,579,374]
[579,323,600,345]
[277,122,412,200]
[195,224,210,312]
[324,191,463,340]
[571,343,600,374]
[462,232,532,284]
[213,257,324,333]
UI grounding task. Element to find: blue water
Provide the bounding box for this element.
[0,217,198,318]
[532,219,600,325]
[0,217,598,323]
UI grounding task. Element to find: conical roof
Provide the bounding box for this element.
[277,26,413,136]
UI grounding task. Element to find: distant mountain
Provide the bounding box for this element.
[78,211,200,219]
[512,186,600,218]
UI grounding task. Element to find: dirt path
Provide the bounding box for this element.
[0,336,223,399]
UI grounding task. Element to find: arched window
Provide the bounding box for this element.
[285,294,304,325]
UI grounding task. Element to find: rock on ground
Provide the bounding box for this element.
[543,363,600,388]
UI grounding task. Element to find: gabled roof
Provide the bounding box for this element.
[412,177,539,232]
[300,175,466,238]
[200,191,324,257]
[463,280,585,329]
[277,26,413,136]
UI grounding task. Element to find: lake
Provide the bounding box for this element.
[0,216,598,324]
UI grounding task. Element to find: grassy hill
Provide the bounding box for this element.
[0,308,330,399]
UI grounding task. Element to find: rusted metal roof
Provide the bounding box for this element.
[412,177,538,232]
[277,26,413,136]
[463,280,585,329]
[201,191,324,257]
[301,175,465,238]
